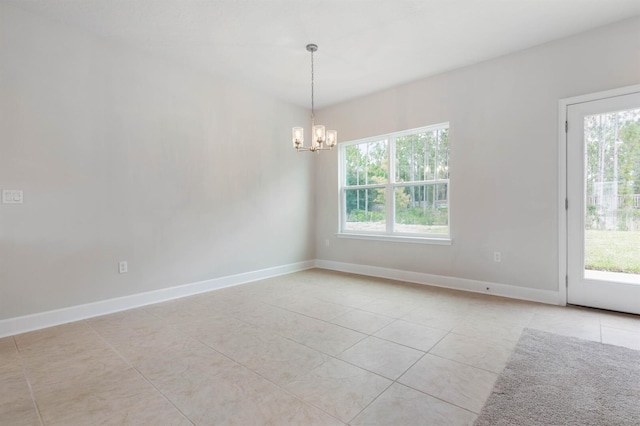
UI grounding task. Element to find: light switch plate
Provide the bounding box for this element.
[2,190,23,204]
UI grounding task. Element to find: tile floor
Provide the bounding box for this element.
[1,269,639,425]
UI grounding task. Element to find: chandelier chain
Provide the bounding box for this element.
[310,48,315,120]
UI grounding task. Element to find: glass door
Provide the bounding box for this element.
[567,92,640,314]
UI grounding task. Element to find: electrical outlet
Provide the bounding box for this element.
[325,239,330,247]
[493,252,501,262]
[118,261,128,274]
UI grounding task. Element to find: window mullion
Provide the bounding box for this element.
[387,137,395,235]
[344,184,386,190]
[339,145,344,232]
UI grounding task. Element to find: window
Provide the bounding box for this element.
[339,123,450,242]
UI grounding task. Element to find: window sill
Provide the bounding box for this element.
[336,233,452,245]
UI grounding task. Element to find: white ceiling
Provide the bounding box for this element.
[4,0,640,108]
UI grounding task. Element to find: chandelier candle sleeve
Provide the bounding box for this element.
[326,130,337,148]
[292,127,304,148]
[313,125,325,143]
[292,44,337,152]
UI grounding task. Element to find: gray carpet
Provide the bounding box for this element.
[475,328,640,426]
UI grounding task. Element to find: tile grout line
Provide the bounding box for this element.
[345,347,430,423]
[192,336,348,425]
[391,329,483,416]
[392,380,481,416]
[367,322,450,352]
[299,312,456,423]
[111,288,517,419]
[140,305,347,424]
[12,336,45,426]
[346,327,482,423]
[7,272,637,424]
[426,321,520,376]
[345,380,395,425]
[219,302,372,359]
[157,297,434,423]
[85,321,197,426]
[240,294,458,357]
[162,289,498,422]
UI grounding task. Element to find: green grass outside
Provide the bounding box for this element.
[585,230,640,274]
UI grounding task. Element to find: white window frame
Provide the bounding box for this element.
[338,123,452,245]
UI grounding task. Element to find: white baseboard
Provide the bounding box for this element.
[314,259,561,306]
[0,259,561,338]
[0,260,315,338]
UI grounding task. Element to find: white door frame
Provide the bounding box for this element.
[558,83,640,306]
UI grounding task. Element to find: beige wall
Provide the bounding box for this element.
[0,5,315,319]
[314,16,640,292]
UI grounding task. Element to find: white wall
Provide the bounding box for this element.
[0,4,315,320]
[315,17,640,293]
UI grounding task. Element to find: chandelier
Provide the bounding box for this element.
[292,44,337,152]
